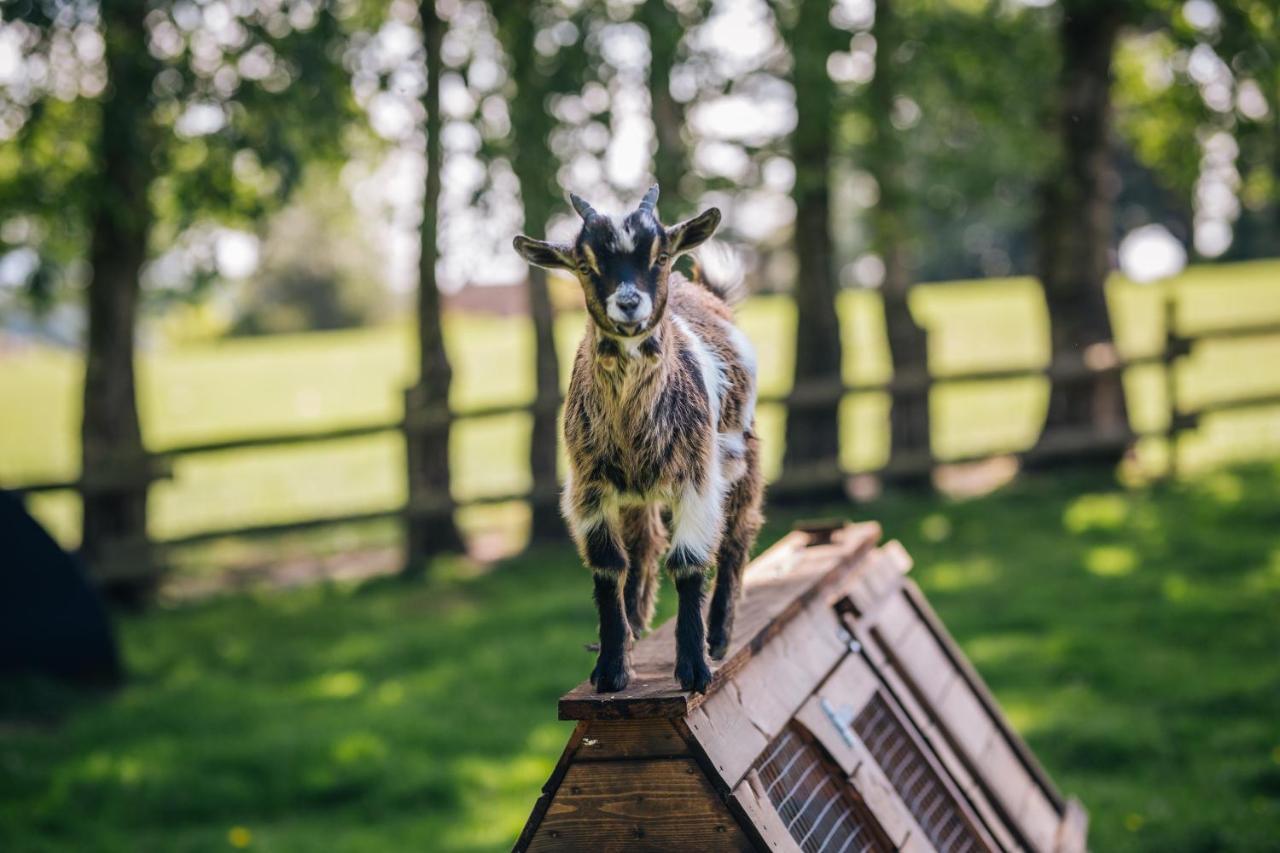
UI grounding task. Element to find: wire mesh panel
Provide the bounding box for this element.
[755,726,892,853]
[853,693,989,853]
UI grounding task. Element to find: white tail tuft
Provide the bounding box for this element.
[690,241,747,307]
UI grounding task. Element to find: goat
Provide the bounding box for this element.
[513,185,764,693]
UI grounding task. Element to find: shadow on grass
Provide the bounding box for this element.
[2,464,1279,852]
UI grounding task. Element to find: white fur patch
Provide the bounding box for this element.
[670,465,727,568]
[605,289,653,328]
[610,214,636,252]
[719,431,748,483]
[673,315,726,425]
[724,322,758,428]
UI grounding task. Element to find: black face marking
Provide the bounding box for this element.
[572,206,669,335]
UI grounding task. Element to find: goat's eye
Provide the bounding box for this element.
[656,253,670,266]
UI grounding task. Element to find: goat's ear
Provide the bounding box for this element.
[668,207,721,256]
[513,235,575,271]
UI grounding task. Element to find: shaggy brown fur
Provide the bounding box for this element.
[514,185,765,694]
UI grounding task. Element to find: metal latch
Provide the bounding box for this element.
[821,697,857,748]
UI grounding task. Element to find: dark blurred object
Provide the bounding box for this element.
[0,490,122,685]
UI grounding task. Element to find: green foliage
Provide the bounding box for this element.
[0,0,372,304]
[2,463,1279,850]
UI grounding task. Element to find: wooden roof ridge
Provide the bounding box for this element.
[558,520,882,722]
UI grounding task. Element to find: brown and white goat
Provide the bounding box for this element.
[513,185,764,693]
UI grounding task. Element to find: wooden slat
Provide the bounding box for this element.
[558,524,880,721]
[731,771,803,853]
[901,581,1066,811]
[574,720,688,760]
[1055,798,1088,853]
[690,599,850,790]
[524,758,754,852]
[842,611,1021,853]
[1020,786,1060,853]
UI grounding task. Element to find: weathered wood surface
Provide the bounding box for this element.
[687,599,849,790]
[730,770,803,853]
[524,758,755,852]
[574,720,688,760]
[559,523,880,721]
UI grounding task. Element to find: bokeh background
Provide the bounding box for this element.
[1,0,1278,850]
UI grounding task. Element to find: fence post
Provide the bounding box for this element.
[1163,291,1186,481]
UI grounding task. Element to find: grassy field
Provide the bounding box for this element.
[2,259,1279,555]
[2,463,1279,851]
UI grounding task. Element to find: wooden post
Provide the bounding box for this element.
[1163,291,1183,481]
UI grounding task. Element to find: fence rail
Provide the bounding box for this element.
[9,305,1280,578]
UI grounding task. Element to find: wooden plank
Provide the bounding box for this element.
[840,610,1022,853]
[1020,787,1060,853]
[686,687,771,792]
[1055,798,1088,853]
[559,524,880,721]
[730,771,803,853]
[574,720,688,760]
[886,621,957,708]
[691,598,852,789]
[979,729,1033,823]
[901,581,1066,811]
[524,758,754,852]
[841,541,912,615]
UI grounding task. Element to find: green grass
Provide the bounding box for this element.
[2,464,1279,851]
[2,259,1279,553]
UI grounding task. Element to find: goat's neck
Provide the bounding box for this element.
[588,314,672,410]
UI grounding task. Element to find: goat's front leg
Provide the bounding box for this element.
[666,481,724,694]
[566,480,633,692]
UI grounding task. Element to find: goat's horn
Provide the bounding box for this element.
[638,184,659,212]
[569,193,598,221]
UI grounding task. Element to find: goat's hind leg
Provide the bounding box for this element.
[708,433,764,660]
[621,505,666,640]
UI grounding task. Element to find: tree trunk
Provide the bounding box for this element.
[404,1,465,573]
[500,8,564,544]
[641,0,688,221]
[780,0,844,499]
[869,0,930,482]
[1032,2,1129,464]
[80,1,156,603]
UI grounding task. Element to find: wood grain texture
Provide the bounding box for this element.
[559,524,880,721]
[513,722,588,852]
[730,771,803,853]
[524,759,755,852]
[902,580,1067,812]
[690,600,849,790]
[575,720,689,760]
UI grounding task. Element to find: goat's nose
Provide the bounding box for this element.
[615,290,641,312]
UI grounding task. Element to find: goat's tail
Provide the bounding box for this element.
[689,242,747,308]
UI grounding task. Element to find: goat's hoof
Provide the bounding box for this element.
[591,656,633,693]
[708,633,730,661]
[675,655,713,694]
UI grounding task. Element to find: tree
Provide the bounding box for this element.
[638,0,691,222]
[493,1,591,543]
[866,0,931,479]
[2,1,367,598]
[1032,0,1141,461]
[404,0,466,571]
[79,0,158,602]
[777,0,845,496]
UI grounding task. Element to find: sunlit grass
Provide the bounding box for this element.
[2,464,1279,850]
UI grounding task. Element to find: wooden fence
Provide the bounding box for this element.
[10,305,1280,584]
